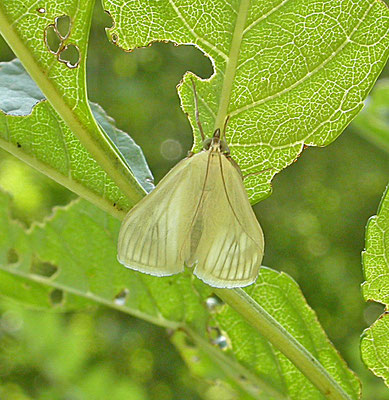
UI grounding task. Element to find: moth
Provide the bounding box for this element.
[117,80,264,288]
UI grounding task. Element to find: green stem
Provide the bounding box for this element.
[213,0,250,131]
[186,327,287,399]
[0,137,125,220]
[214,288,352,400]
[0,4,145,208]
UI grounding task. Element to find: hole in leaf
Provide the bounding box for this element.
[30,257,58,278]
[7,248,19,264]
[49,289,64,305]
[55,15,71,39]
[45,25,61,54]
[114,288,129,306]
[183,335,196,348]
[37,8,46,14]
[363,302,385,325]
[58,44,80,68]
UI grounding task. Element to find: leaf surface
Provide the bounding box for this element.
[352,79,389,154]
[0,190,360,399]
[361,185,389,387]
[105,0,389,203]
[0,60,153,217]
[0,0,145,206]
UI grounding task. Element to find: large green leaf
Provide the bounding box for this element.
[0,0,145,205]
[0,59,153,217]
[0,190,359,399]
[105,0,389,203]
[361,185,389,387]
[352,79,389,154]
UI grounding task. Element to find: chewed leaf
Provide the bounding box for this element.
[214,267,360,399]
[0,59,152,214]
[0,189,360,398]
[362,185,389,305]
[352,79,389,153]
[105,0,389,204]
[0,1,145,209]
[361,185,389,386]
[361,313,389,387]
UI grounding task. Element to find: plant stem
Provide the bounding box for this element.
[213,0,250,131]
[214,287,352,400]
[186,327,287,400]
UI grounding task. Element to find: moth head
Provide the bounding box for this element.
[202,129,230,154]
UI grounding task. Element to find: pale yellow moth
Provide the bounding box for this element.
[117,81,264,288]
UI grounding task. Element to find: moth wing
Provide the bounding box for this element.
[118,155,206,276]
[193,153,264,288]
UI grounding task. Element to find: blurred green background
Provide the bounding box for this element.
[0,2,388,399]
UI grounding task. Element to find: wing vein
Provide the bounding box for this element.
[218,154,259,247]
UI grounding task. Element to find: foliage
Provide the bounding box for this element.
[0,0,388,399]
[361,185,389,386]
[353,79,389,154]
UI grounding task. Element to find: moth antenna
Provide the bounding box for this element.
[191,78,205,142]
[222,115,230,141]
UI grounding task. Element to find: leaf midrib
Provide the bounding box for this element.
[213,0,251,131]
[0,262,288,399]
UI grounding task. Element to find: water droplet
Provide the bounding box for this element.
[212,335,229,350]
[205,295,223,311]
[208,326,230,350]
[114,288,129,306]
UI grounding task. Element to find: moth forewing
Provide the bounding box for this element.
[192,151,264,288]
[117,154,206,276]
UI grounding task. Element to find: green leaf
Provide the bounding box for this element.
[0,190,360,399]
[352,79,389,154]
[215,270,360,399]
[362,185,389,305]
[0,59,153,216]
[0,0,145,205]
[0,189,210,328]
[90,102,154,193]
[361,184,389,387]
[105,0,389,203]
